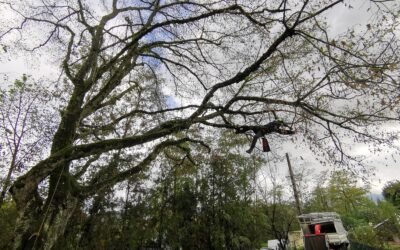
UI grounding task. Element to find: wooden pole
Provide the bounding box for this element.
[286,153,302,215]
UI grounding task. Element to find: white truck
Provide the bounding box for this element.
[298,212,350,250]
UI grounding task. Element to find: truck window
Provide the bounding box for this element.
[308,222,337,234]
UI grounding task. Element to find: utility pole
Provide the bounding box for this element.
[286,153,302,215]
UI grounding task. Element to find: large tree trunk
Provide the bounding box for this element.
[43,195,79,250]
[10,84,87,249]
[11,187,79,250]
[11,191,43,250]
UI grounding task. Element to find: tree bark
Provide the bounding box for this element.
[0,149,18,207]
[11,189,79,250]
[43,195,79,250]
[12,193,42,250]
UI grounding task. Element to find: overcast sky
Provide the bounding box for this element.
[330,0,400,194]
[274,0,400,195]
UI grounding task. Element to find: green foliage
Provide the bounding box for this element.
[374,201,400,242]
[383,180,400,209]
[327,171,369,213]
[0,200,17,249]
[304,170,370,215]
[262,201,299,247]
[349,225,387,249]
[55,131,270,249]
[145,131,268,249]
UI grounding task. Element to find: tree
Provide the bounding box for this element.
[383,180,400,209]
[56,130,267,249]
[345,200,400,248]
[0,75,55,207]
[304,170,370,215]
[147,130,266,249]
[262,184,299,250]
[0,0,399,248]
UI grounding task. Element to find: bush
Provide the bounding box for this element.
[0,200,17,249]
[349,225,388,249]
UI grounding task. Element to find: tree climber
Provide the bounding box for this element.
[235,119,295,154]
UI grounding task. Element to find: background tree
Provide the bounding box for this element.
[53,130,269,249]
[383,180,400,209]
[0,0,398,249]
[0,75,55,206]
[146,130,267,249]
[261,184,299,250]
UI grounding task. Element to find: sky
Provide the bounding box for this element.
[0,0,399,197]
[267,0,400,196]
[327,0,400,194]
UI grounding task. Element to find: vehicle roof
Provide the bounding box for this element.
[298,212,341,223]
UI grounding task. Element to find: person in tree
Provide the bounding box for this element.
[236,119,295,154]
